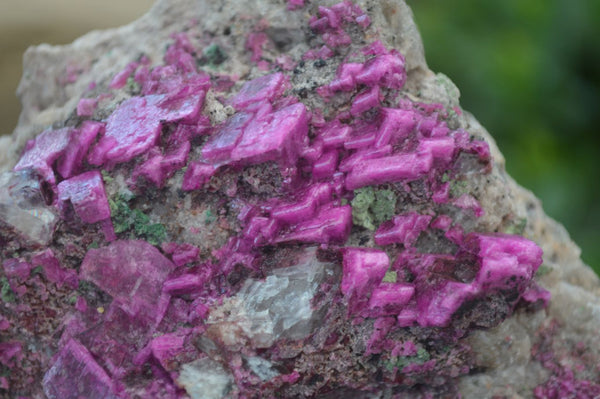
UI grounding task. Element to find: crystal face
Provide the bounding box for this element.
[177,358,233,399]
[0,1,562,398]
[0,170,57,244]
[207,247,336,348]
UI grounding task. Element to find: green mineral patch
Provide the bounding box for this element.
[384,347,431,372]
[449,179,470,197]
[351,187,398,230]
[109,193,166,245]
[201,44,227,68]
[1,277,15,303]
[100,170,114,184]
[204,209,217,225]
[126,76,141,94]
[382,270,398,283]
[503,217,527,235]
[535,264,553,277]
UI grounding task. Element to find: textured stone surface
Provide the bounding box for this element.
[1,0,599,398]
[207,247,336,348]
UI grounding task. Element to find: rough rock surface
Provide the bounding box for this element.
[1,0,599,398]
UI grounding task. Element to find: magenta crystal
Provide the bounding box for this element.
[76,98,98,117]
[276,205,352,244]
[133,134,191,187]
[417,137,456,164]
[270,183,333,224]
[229,72,287,110]
[355,52,406,89]
[80,240,174,324]
[56,121,104,179]
[413,280,479,327]
[57,171,111,224]
[345,151,433,190]
[87,96,165,165]
[202,112,253,163]
[231,102,309,166]
[14,127,71,185]
[182,162,218,191]
[2,259,32,281]
[163,274,204,295]
[312,151,339,180]
[350,85,381,115]
[374,212,432,246]
[162,242,199,266]
[31,249,77,289]
[375,108,417,147]
[367,283,415,317]
[341,247,389,314]
[0,341,22,368]
[43,339,117,399]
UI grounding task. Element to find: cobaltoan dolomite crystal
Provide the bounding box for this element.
[2,0,597,398]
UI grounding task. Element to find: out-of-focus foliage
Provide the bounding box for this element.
[409,0,600,275]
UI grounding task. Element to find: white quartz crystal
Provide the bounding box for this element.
[177,358,233,399]
[0,170,57,244]
[246,356,280,381]
[208,247,336,348]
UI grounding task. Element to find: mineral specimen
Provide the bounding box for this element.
[1,0,599,398]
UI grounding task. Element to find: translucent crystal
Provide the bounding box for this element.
[177,358,233,399]
[0,170,57,245]
[207,247,336,347]
[43,339,117,399]
[247,356,279,381]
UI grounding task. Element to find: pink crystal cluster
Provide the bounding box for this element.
[0,1,552,397]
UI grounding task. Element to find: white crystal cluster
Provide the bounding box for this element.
[0,170,57,244]
[207,247,336,348]
[177,358,233,399]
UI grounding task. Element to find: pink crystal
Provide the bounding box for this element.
[87,96,165,165]
[231,102,309,166]
[375,108,417,147]
[355,52,406,89]
[163,274,205,295]
[31,249,78,289]
[270,183,333,224]
[367,283,415,317]
[276,205,352,244]
[229,73,287,110]
[182,162,218,191]
[345,151,433,190]
[14,128,71,186]
[80,240,175,324]
[56,121,104,179]
[350,86,381,115]
[57,171,111,224]
[374,212,432,247]
[2,259,32,281]
[341,247,389,314]
[312,151,339,180]
[162,242,200,266]
[0,341,23,368]
[202,112,253,163]
[76,98,98,117]
[43,339,117,399]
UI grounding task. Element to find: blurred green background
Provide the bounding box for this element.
[0,1,597,275]
[408,0,600,275]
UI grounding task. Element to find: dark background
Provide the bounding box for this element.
[0,0,598,275]
[409,0,600,275]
